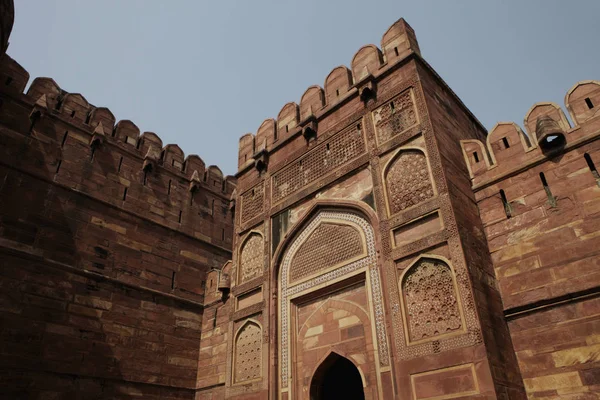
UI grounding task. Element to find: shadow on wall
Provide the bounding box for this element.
[0,60,199,399]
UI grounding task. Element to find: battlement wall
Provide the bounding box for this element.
[0,52,236,394]
[460,80,600,309]
[236,18,421,173]
[462,80,600,399]
[0,55,236,247]
[460,80,600,188]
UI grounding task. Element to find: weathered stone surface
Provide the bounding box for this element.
[2,4,598,399]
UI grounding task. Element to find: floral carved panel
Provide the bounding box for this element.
[385,149,434,216]
[401,258,463,344]
[239,233,264,284]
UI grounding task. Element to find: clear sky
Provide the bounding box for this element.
[8,1,600,176]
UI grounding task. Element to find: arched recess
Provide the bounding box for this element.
[232,319,263,384]
[237,231,264,284]
[273,201,389,396]
[310,351,366,400]
[287,218,367,286]
[398,255,466,345]
[382,147,435,216]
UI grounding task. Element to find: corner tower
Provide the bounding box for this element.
[204,18,527,400]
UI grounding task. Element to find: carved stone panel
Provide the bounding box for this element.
[373,88,418,145]
[240,182,264,224]
[289,222,365,285]
[279,210,390,390]
[233,321,262,383]
[401,258,462,343]
[239,233,264,284]
[271,123,366,204]
[385,149,434,215]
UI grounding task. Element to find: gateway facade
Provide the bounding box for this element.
[1,3,599,399]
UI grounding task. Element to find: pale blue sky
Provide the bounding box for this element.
[8,1,600,175]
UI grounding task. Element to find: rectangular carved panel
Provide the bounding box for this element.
[240,182,264,223]
[393,211,442,248]
[271,123,366,204]
[372,88,418,145]
[410,363,479,400]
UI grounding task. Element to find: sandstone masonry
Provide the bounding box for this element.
[1,2,599,399]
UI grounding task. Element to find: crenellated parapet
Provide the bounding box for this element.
[236,18,420,173]
[461,80,600,189]
[0,54,236,248]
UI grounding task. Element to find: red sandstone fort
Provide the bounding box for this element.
[1,2,599,399]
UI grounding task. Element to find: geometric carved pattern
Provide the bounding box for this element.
[234,321,262,383]
[402,258,462,343]
[373,88,417,145]
[239,233,264,284]
[271,123,366,204]
[279,210,389,389]
[240,182,264,224]
[289,222,364,284]
[385,150,434,215]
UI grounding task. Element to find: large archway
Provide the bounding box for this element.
[273,203,389,399]
[310,353,365,400]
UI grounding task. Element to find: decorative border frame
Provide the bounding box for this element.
[231,318,264,386]
[277,210,389,395]
[380,145,438,218]
[397,254,467,346]
[286,218,368,286]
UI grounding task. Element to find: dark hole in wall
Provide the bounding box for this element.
[585,97,594,109]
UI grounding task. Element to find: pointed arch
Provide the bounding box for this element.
[565,80,600,125]
[272,200,379,281]
[297,297,371,340]
[382,146,435,216]
[398,254,466,345]
[310,351,366,400]
[523,102,571,142]
[286,217,367,286]
[274,200,390,391]
[237,230,265,284]
[232,319,263,384]
[235,230,265,285]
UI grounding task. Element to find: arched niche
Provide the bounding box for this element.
[383,147,435,216]
[238,231,264,284]
[232,319,263,384]
[274,203,389,395]
[287,219,367,286]
[399,255,466,344]
[524,102,571,141]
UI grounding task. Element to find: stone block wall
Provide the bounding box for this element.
[223,17,526,400]
[461,80,600,399]
[2,0,599,397]
[0,51,236,398]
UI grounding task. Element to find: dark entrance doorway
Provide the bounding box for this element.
[310,352,365,400]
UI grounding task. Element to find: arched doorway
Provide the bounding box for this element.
[310,353,365,400]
